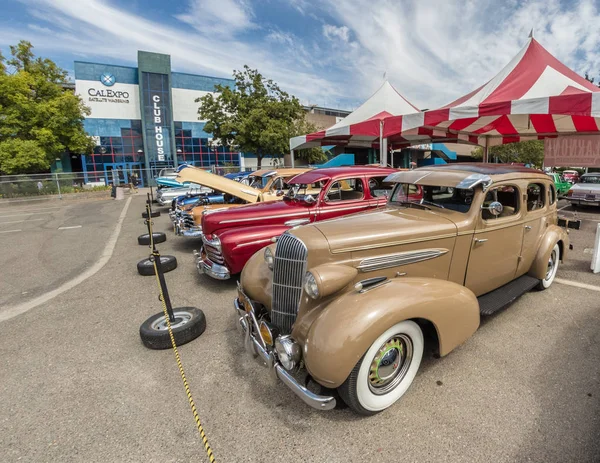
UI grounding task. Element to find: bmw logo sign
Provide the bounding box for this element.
[100,73,116,86]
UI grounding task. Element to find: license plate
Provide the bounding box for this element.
[586,194,596,200]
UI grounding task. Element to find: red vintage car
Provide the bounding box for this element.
[197,166,402,280]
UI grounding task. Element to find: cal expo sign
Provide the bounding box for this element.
[75,74,141,119]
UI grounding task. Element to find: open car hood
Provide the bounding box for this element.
[176,167,261,203]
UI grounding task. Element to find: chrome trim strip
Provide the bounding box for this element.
[284,218,310,227]
[358,248,448,272]
[235,238,274,248]
[221,212,305,224]
[333,234,456,253]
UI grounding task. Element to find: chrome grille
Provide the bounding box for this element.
[182,211,195,229]
[201,235,225,264]
[271,233,307,334]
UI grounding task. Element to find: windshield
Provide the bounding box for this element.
[390,183,474,213]
[248,175,271,189]
[581,175,600,184]
[285,182,324,201]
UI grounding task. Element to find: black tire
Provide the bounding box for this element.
[137,255,177,276]
[140,307,206,349]
[142,210,161,218]
[137,232,167,246]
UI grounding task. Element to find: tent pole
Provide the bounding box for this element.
[291,149,295,168]
[379,121,384,166]
[483,137,489,163]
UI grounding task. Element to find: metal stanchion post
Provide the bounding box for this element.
[55,173,62,200]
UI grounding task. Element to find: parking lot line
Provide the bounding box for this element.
[555,278,600,292]
[0,229,21,234]
[0,218,45,224]
[58,225,82,230]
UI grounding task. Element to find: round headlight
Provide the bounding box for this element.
[303,271,320,299]
[274,336,301,370]
[264,247,274,270]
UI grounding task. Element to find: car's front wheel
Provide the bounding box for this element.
[338,320,424,415]
[537,243,560,290]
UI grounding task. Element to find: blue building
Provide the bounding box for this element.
[74,51,239,184]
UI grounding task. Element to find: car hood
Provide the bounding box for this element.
[176,167,261,203]
[202,199,309,236]
[313,206,458,253]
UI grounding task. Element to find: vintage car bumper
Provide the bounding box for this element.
[233,293,336,411]
[194,250,230,280]
[568,198,600,206]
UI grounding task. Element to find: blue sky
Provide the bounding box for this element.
[1,0,600,110]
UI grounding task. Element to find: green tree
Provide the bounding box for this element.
[471,140,545,167]
[197,66,305,169]
[584,72,600,88]
[291,117,328,165]
[0,40,94,174]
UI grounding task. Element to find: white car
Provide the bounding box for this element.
[567,173,600,207]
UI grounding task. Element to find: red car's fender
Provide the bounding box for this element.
[216,225,294,274]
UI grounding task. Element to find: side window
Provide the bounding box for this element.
[527,183,545,211]
[369,176,393,198]
[549,184,556,205]
[325,178,364,202]
[482,185,519,220]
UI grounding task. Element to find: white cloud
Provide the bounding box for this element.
[174,0,255,36]
[322,24,350,42]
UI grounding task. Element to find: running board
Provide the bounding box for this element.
[478,275,539,316]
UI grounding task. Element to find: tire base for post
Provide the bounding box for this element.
[137,255,177,276]
[140,307,206,349]
[142,211,161,219]
[137,232,167,246]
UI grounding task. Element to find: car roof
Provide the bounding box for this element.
[290,166,399,184]
[417,162,542,175]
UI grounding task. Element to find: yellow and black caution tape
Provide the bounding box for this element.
[152,254,216,463]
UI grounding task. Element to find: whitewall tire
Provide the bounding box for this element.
[338,320,424,415]
[537,243,560,290]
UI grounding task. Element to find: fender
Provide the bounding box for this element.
[303,278,480,388]
[528,225,569,280]
[218,225,293,274]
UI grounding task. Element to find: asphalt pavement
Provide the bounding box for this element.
[0,193,598,463]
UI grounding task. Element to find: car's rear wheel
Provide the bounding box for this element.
[537,243,560,290]
[338,320,423,415]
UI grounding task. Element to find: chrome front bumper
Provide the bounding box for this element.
[234,297,336,411]
[569,198,600,206]
[194,251,230,280]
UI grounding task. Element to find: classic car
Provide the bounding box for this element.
[547,172,571,196]
[173,166,310,237]
[562,169,580,184]
[234,164,569,415]
[155,183,212,206]
[198,166,400,280]
[566,172,600,207]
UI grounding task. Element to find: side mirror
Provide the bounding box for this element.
[482,201,503,216]
[304,194,316,205]
[276,190,284,197]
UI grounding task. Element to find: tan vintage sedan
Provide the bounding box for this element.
[234,164,570,415]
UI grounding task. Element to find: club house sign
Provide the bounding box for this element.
[152,95,166,161]
[86,73,130,103]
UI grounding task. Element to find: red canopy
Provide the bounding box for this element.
[383,36,600,152]
[290,81,419,151]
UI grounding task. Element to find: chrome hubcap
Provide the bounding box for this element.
[545,250,557,280]
[150,311,192,331]
[368,334,413,395]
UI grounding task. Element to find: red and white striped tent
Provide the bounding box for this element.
[290,80,419,152]
[383,35,600,160]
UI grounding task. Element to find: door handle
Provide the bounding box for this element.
[524,225,532,230]
[474,238,488,244]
